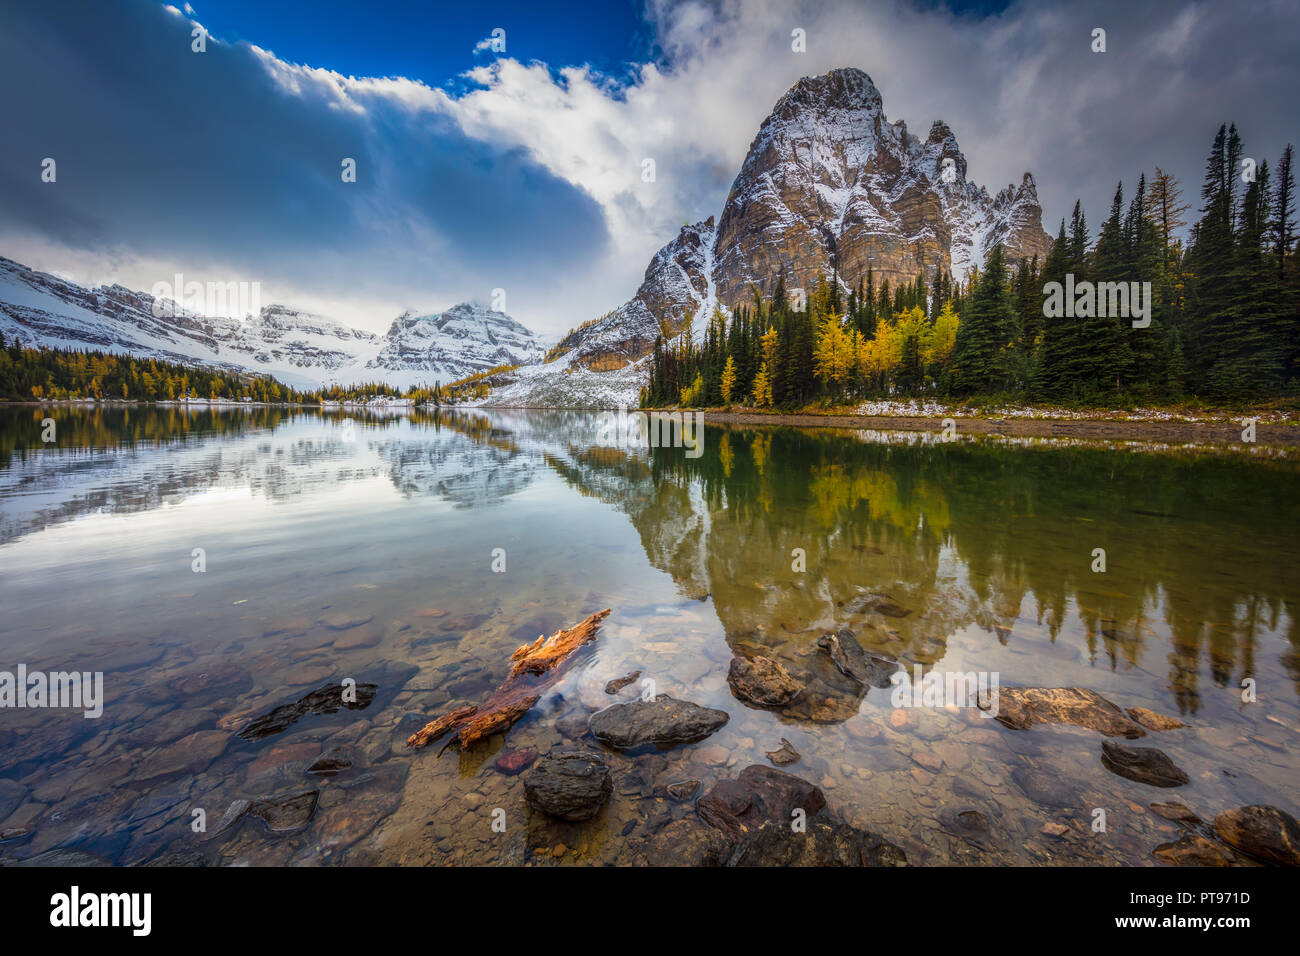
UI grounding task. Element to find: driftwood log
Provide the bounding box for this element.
[406,608,611,752]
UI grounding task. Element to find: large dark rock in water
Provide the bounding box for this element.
[727,655,802,707]
[523,751,612,822]
[697,765,827,842]
[995,688,1146,738]
[643,818,734,866]
[727,820,907,867]
[588,695,729,750]
[816,627,896,687]
[1213,805,1300,866]
[1100,741,1189,788]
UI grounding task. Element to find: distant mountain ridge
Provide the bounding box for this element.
[0,257,544,390]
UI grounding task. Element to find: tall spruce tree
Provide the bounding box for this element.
[950,244,1014,395]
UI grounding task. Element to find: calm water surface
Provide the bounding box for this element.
[0,405,1296,865]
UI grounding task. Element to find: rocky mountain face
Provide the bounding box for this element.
[546,218,718,372]
[712,68,1051,304]
[0,257,543,390]
[366,303,544,381]
[527,67,1052,401]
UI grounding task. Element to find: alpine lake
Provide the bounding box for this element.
[0,404,1296,866]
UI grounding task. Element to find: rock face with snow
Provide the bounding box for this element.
[712,68,1051,304]
[0,257,543,390]
[524,67,1052,405]
[365,303,543,381]
[547,218,717,373]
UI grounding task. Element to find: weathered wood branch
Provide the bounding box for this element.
[406,608,611,752]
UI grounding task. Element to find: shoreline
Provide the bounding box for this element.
[699,409,1300,445]
[5,399,1299,445]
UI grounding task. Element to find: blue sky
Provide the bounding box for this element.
[0,0,1295,338]
[189,0,657,92]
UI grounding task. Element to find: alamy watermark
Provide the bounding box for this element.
[890,665,1000,718]
[150,273,261,321]
[596,406,704,458]
[0,664,103,717]
[1042,273,1151,328]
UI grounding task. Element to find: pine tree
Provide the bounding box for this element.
[1032,220,1080,399]
[950,245,1014,395]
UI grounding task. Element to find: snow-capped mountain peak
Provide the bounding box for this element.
[490,66,1053,408]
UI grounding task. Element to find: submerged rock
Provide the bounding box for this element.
[604,670,642,695]
[697,765,827,842]
[136,730,230,782]
[588,695,729,750]
[817,627,896,687]
[144,849,209,867]
[1213,805,1300,866]
[995,688,1146,738]
[238,681,377,742]
[248,790,320,833]
[841,591,911,618]
[643,818,733,866]
[494,748,536,776]
[1149,801,1201,825]
[1100,740,1190,788]
[139,664,253,705]
[11,848,114,867]
[765,738,801,766]
[315,763,408,853]
[523,751,611,822]
[1127,707,1185,731]
[1012,766,1080,809]
[728,820,908,867]
[129,707,217,746]
[662,779,701,801]
[0,779,28,822]
[938,807,995,849]
[213,799,253,837]
[306,748,354,778]
[0,826,33,844]
[211,790,320,838]
[1153,833,1235,866]
[727,655,803,707]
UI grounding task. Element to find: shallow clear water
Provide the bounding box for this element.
[0,404,1296,865]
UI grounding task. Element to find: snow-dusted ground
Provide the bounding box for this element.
[471,354,647,409]
[847,399,1294,423]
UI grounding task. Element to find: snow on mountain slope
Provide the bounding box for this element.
[711,67,1052,305]
[367,304,543,384]
[505,67,1053,408]
[476,352,647,409]
[0,257,543,390]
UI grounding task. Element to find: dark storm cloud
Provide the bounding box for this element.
[0,0,609,313]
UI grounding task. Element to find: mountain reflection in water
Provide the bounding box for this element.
[0,404,1296,866]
